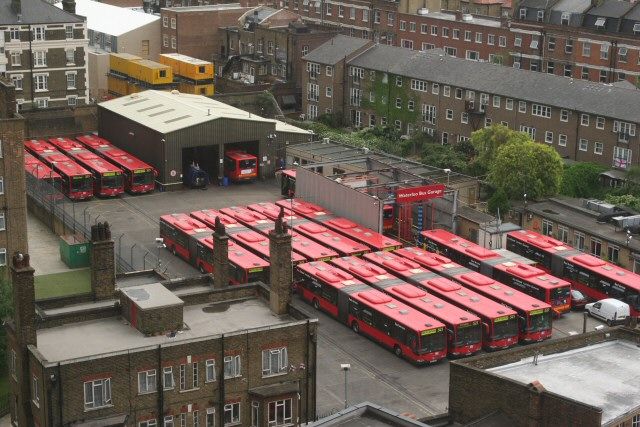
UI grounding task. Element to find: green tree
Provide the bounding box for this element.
[420,143,469,172]
[487,188,511,216]
[624,166,640,197]
[561,163,606,198]
[605,194,640,212]
[488,140,564,200]
[470,125,532,175]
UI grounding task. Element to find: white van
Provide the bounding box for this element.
[585,298,630,326]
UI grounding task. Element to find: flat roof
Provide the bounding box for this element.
[98,90,311,135]
[160,52,211,65]
[162,3,244,12]
[121,283,183,310]
[36,298,294,363]
[310,402,432,426]
[488,340,640,423]
[55,0,158,36]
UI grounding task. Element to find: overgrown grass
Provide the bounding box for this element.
[34,268,91,300]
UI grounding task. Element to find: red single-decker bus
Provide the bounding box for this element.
[329,256,482,356]
[296,261,447,363]
[276,198,402,252]
[507,229,640,317]
[224,150,258,182]
[24,140,93,200]
[48,137,124,197]
[76,134,156,194]
[363,251,519,350]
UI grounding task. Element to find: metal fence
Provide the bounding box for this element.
[26,175,159,274]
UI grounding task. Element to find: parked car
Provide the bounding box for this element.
[570,289,589,310]
[585,298,630,326]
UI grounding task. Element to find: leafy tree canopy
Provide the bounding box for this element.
[560,163,606,198]
[470,125,531,175]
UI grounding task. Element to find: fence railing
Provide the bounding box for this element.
[26,175,159,274]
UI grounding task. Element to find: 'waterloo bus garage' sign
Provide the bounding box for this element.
[396,184,446,203]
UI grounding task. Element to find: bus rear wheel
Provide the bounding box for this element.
[312,299,320,310]
[394,346,402,358]
[199,264,205,274]
[351,321,359,334]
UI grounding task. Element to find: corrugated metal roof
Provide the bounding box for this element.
[347,44,640,123]
[98,90,311,135]
[54,0,158,36]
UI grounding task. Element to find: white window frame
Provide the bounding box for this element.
[10,51,21,66]
[34,74,48,92]
[170,18,176,29]
[560,109,569,122]
[138,369,157,394]
[558,134,567,147]
[224,402,241,426]
[32,376,40,407]
[163,16,168,27]
[596,116,605,130]
[206,359,216,383]
[66,72,77,90]
[506,98,513,110]
[262,347,288,377]
[163,366,174,390]
[579,138,588,151]
[580,114,589,126]
[268,399,293,427]
[33,26,45,41]
[224,355,241,379]
[518,101,527,113]
[84,378,112,410]
[545,131,553,144]
[594,141,603,155]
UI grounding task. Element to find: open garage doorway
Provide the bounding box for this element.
[182,145,220,185]
[225,141,260,158]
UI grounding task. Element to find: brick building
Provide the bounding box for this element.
[302,37,640,171]
[512,0,640,85]
[160,4,251,62]
[221,7,337,93]
[521,197,640,272]
[0,79,28,273]
[449,327,640,426]
[7,220,318,426]
[0,0,89,110]
[299,35,371,119]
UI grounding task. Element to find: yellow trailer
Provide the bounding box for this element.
[127,59,173,85]
[107,74,129,96]
[178,81,215,96]
[159,53,214,81]
[109,53,142,76]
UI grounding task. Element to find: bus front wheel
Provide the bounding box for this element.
[351,321,359,334]
[312,299,320,310]
[394,345,402,358]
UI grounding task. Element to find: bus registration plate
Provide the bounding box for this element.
[241,169,253,175]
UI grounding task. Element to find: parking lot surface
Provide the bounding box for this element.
[33,181,607,419]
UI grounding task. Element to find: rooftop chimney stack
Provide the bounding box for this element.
[10,252,36,427]
[10,0,20,15]
[62,0,76,14]
[269,208,292,315]
[90,222,116,300]
[212,216,230,288]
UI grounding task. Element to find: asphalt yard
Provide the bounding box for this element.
[28,179,607,420]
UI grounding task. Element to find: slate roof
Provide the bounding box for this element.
[0,0,84,24]
[303,34,370,65]
[586,0,634,18]
[624,2,640,19]
[550,0,590,13]
[518,0,557,9]
[347,43,640,123]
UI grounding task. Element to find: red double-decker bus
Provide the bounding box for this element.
[329,256,482,357]
[248,202,370,257]
[296,261,447,364]
[76,134,156,194]
[363,251,519,350]
[395,247,553,342]
[221,206,338,261]
[24,139,93,200]
[422,229,571,315]
[48,137,124,197]
[507,229,640,317]
[276,199,402,252]
[159,213,269,284]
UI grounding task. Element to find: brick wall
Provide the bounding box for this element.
[449,328,639,425]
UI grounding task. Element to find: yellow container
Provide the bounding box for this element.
[109,53,142,76]
[159,53,214,81]
[127,81,142,95]
[128,59,173,85]
[107,75,129,96]
[178,81,214,96]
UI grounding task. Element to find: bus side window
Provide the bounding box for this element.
[373,311,391,335]
[391,322,407,343]
[406,332,417,351]
[349,299,360,318]
[322,286,337,305]
[361,309,374,326]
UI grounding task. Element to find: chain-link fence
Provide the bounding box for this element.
[26,175,159,274]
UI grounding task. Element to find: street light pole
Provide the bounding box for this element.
[340,363,350,409]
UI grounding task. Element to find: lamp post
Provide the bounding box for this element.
[155,237,165,270]
[340,363,350,409]
[443,168,451,186]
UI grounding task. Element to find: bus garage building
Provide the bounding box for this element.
[97,90,311,188]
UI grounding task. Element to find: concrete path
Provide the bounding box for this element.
[27,211,73,276]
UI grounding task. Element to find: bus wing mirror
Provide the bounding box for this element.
[482,322,489,333]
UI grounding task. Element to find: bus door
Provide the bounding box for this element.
[337,291,350,324]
